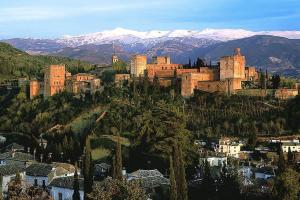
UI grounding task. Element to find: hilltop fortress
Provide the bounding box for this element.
[28,47,298,99]
[129,48,258,97]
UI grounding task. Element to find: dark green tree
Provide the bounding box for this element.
[248,131,257,150]
[112,136,123,181]
[73,165,81,200]
[218,164,241,200]
[169,155,177,200]
[271,74,281,89]
[178,143,188,200]
[84,136,93,199]
[277,145,286,174]
[287,147,294,165]
[201,160,214,200]
[273,168,300,200]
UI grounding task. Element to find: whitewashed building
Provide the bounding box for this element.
[281,143,300,153]
[218,138,242,158]
[49,176,84,200]
[25,163,76,187]
[0,164,26,198]
[200,156,227,167]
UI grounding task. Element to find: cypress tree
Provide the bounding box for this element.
[84,136,93,199]
[113,136,123,181]
[277,145,285,174]
[169,155,177,200]
[178,143,188,200]
[172,144,181,196]
[73,164,80,200]
[287,147,293,165]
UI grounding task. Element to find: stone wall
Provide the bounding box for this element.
[181,73,216,97]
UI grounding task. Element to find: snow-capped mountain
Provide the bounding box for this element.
[57,28,300,47]
[2,28,300,77]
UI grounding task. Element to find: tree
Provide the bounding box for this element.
[273,168,300,200]
[112,60,127,72]
[88,178,147,200]
[218,164,241,200]
[84,136,93,198]
[73,165,81,200]
[178,143,188,200]
[169,155,177,200]
[201,160,214,200]
[271,74,281,89]
[248,131,257,150]
[112,136,123,181]
[259,71,266,89]
[287,147,294,165]
[277,145,286,175]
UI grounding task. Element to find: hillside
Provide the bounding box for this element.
[0,42,95,81]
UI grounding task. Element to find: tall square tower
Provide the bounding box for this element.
[44,65,66,97]
[130,55,147,77]
[220,48,245,81]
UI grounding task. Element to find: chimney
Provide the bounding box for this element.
[122,168,127,176]
[235,48,241,56]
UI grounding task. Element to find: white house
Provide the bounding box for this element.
[200,156,227,167]
[25,162,76,187]
[26,163,53,187]
[49,176,84,200]
[0,164,26,198]
[281,143,300,153]
[218,138,242,158]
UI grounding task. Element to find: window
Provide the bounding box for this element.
[42,180,46,187]
[34,179,38,186]
[58,192,63,200]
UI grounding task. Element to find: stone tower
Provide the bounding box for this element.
[219,48,245,81]
[30,79,40,99]
[130,55,147,77]
[44,65,66,97]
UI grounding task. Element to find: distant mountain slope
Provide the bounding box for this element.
[0,42,94,81]
[2,29,300,77]
[189,35,300,77]
[2,38,66,54]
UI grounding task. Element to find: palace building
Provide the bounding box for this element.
[126,48,258,97]
[30,65,101,98]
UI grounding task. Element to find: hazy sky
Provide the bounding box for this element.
[0,0,299,38]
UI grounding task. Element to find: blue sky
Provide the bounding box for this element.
[0,0,299,39]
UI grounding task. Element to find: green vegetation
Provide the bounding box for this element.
[88,178,147,200]
[112,60,127,72]
[0,42,95,81]
[0,72,300,199]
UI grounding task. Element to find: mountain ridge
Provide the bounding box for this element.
[1,30,300,77]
